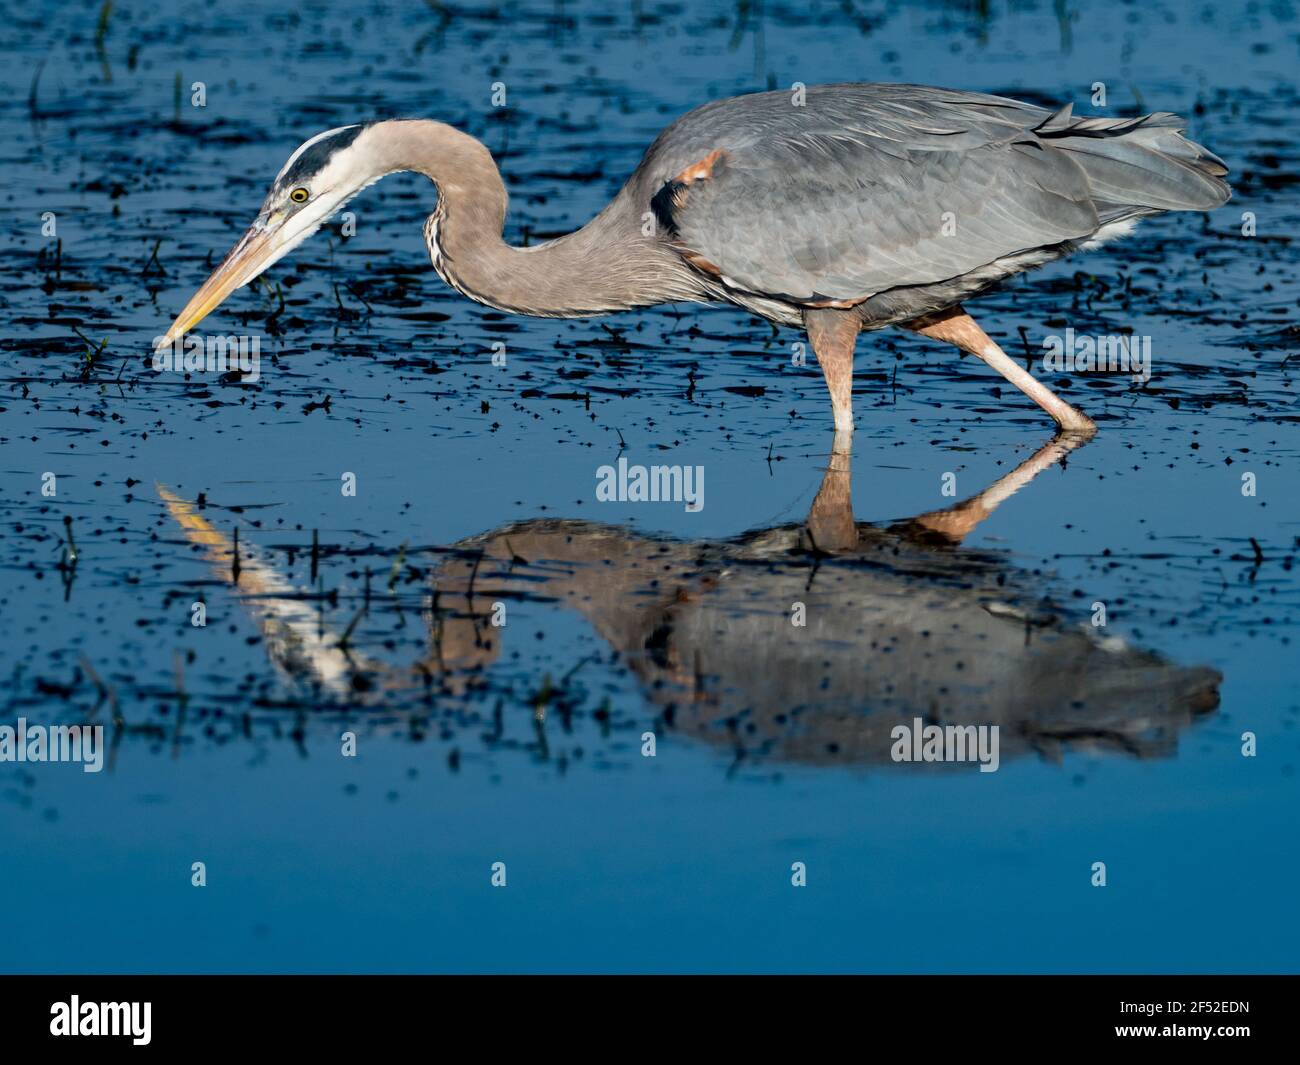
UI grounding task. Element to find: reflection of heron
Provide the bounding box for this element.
[157,84,1229,435]
[158,433,1221,770]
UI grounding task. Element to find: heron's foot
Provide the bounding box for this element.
[1053,406,1097,440]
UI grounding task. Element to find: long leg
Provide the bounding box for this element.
[905,305,1096,435]
[805,308,861,433]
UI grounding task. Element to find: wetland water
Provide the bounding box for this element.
[1,0,1297,972]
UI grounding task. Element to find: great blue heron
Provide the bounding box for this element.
[158,83,1230,435]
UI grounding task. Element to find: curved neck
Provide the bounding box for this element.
[369,120,693,317]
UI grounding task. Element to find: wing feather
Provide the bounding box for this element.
[641,85,1227,305]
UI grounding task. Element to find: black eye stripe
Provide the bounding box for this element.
[278,124,367,187]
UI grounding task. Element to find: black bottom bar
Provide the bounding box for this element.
[0,974,1289,1051]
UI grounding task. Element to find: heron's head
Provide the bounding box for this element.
[156,123,382,349]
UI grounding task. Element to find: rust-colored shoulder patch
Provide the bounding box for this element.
[672,148,725,186]
[650,148,727,239]
[667,149,728,210]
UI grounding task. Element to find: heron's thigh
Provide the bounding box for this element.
[902,305,991,354]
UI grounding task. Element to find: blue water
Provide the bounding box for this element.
[1,0,1297,973]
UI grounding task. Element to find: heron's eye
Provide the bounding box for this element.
[289,187,310,204]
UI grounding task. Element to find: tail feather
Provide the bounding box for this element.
[1034,108,1231,213]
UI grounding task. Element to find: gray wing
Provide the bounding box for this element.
[642,84,1229,304]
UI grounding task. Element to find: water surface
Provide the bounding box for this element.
[1,0,1297,973]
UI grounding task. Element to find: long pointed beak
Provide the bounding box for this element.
[155,224,277,351]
